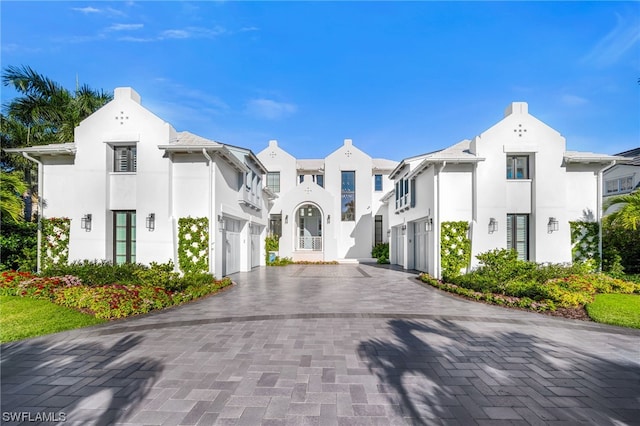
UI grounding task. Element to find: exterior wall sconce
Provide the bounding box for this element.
[426,218,433,232]
[548,217,559,233]
[285,215,288,224]
[488,217,498,234]
[387,229,391,236]
[327,214,331,224]
[218,215,225,231]
[81,214,92,232]
[146,213,155,231]
[401,224,407,235]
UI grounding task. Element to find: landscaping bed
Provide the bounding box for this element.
[0,261,232,325]
[419,249,640,328]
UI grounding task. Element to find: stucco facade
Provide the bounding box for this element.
[9,88,272,277]
[388,102,626,278]
[256,139,397,262]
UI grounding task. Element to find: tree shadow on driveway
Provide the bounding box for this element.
[357,319,639,425]
[1,334,163,425]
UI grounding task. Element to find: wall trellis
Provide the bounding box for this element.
[570,221,600,270]
[178,217,209,274]
[41,217,71,270]
[440,221,471,279]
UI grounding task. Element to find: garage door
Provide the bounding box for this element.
[250,224,262,268]
[394,227,404,266]
[223,218,242,276]
[414,220,429,272]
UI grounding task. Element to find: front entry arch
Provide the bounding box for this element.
[296,204,323,251]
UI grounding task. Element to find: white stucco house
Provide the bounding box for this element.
[7,87,273,277]
[603,147,640,213]
[387,102,627,278]
[256,139,397,262]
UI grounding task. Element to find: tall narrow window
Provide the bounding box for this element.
[506,155,529,179]
[374,174,383,191]
[267,172,280,193]
[315,175,324,188]
[507,214,528,260]
[341,171,356,221]
[374,215,383,245]
[114,211,136,264]
[114,146,137,172]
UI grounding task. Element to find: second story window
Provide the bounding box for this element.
[267,172,280,193]
[374,174,383,191]
[605,176,634,195]
[314,175,324,188]
[341,171,356,221]
[506,155,529,179]
[114,146,136,172]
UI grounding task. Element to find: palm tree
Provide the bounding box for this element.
[604,189,640,231]
[1,171,27,223]
[2,65,112,144]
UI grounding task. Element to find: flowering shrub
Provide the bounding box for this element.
[0,270,36,295]
[16,275,82,300]
[40,217,71,269]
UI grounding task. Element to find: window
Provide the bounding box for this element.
[269,214,282,237]
[114,146,136,172]
[314,175,324,188]
[506,155,529,179]
[341,171,356,221]
[374,174,383,191]
[605,176,634,195]
[114,211,136,264]
[267,172,280,193]
[375,215,383,245]
[507,214,528,261]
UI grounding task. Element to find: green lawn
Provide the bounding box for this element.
[0,296,105,343]
[586,294,640,329]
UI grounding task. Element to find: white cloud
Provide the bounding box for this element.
[108,23,143,31]
[160,26,226,40]
[582,12,640,67]
[71,6,101,14]
[246,99,297,120]
[560,94,589,106]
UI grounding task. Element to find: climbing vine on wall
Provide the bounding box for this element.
[178,217,209,274]
[41,217,70,270]
[570,221,600,270]
[440,221,471,279]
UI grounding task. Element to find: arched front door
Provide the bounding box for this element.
[296,204,322,251]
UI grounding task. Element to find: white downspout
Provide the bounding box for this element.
[435,161,447,279]
[202,149,214,275]
[597,160,616,271]
[22,152,43,272]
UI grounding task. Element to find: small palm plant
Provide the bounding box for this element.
[604,189,640,231]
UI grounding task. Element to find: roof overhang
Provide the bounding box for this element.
[562,153,630,167]
[158,144,248,173]
[4,143,77,157]
[407,156,485,180]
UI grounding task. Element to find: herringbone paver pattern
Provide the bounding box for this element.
[1,264,639,425]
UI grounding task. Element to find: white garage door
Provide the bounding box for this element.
[414,220,429,272]
[223,218,242,276]
[250,225,262,268]
[394,227,404,267]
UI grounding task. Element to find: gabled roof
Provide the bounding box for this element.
[4,142,77,157]
[158,131,247,172]
[614,147,640,166]
[372,158,398,172]
[391,140,484,180]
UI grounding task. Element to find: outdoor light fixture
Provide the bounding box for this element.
[548,217,559,233]
[426,218,433,232]
[401,224,407,235]
[387,229,391,236]
[146,213,155,231]
[285,215,288,224]
[81,214,92,232]
[488,217,498,234]
[218,215,225,231]
[327,214,331,224]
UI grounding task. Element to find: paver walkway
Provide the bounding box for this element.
[1,264,639,425]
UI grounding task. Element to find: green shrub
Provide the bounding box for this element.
[42,260,145,286]
[0,220,37,272]
[474,249,537,283]
[265,234,279,265]
[133,261,182,291]
[371,243,389,264]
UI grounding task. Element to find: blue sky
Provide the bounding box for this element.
[1,1,639,161]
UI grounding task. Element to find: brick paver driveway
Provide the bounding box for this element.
[2,264,639,425]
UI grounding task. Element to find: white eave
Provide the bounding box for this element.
[262,186,278,200]
[380,190,395,203]
[562,151,629,166]
[4,142,77,157]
